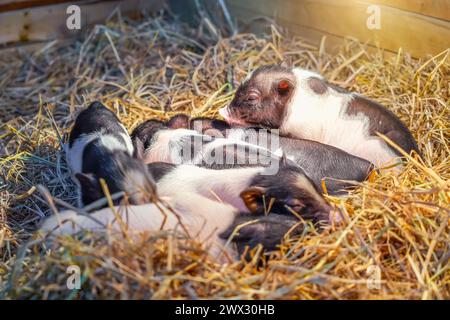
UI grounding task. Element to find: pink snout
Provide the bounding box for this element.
[218,107,249,126]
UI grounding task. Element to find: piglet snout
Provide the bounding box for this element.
[219,107,249,126]
[328,207,344,224]
[314,204,343,225]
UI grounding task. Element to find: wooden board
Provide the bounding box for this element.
[0,0,75,13]
[373,0,450,21]
[0,0,163,45]
[227,0,450,58]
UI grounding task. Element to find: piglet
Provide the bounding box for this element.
[220,65,420,167]
[39,191,304,261]
[131,117,287,175]
[147,162,333,223]
[66,101,156,207]
[131,118,211,164]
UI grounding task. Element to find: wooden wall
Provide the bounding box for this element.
[1,0,449,58]
[226,0,450,58]
[0,0,164,46]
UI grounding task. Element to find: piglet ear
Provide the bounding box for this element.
[167,114,190,129]
[75,173,104,206]
[219,213,303,259]
[132,137,144,160]
[75,173,98,190]
[277,79,291,95]
[240,187,266,213]
[75,173,102,199]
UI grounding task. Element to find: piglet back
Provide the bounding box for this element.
[346,95,420,157]
[69,102,128,146]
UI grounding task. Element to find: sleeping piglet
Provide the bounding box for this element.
[147,162,334,223]
[131,117,276,171]
[220,65,420,167]
[130,116,210,164]
[39,191,304,261]
[66,101,156,207]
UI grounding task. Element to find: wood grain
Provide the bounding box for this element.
[0,0,163,45]
[227,0,450,58]
[371,0,450,21]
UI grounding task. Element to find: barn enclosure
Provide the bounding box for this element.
[0,1,449,299]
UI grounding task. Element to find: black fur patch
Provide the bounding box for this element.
[68,101,126,148]
[130,119,167,150]
[213,127,374,195]
[347,95,420,156]
[307,77,328,94]
[146,162,177,182]
[219,212,303,257]
[275,135,374,194]
[69,101,155,207]
[190,117,231,135]
[249,164,331,221]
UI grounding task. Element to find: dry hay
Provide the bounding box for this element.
[0,11,449,299]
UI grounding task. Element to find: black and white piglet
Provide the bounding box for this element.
[220,65,420,167]
[147,162,333,222]
[39,191,303,261]
[131,117,275,170]
[66,101,156,207]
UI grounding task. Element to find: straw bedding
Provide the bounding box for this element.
[0,11,448,299]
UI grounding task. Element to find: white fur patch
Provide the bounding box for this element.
[156,165,263,212]
[281,68,397,167]
[118,123,134,155]
[99,135,128,153]
[143,129,205,164]
[66,132,99,174]
[39,192,238,260]
[67,131,132,174]
[120,168,151,201]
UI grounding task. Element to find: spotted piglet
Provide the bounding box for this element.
[220,65,420,168]
[147,162,334,223]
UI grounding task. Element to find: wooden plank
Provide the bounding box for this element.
[0,1,77,13]
[0,0,164,45]
[369,0,450,21]
[227,0,450,58]
[230,4,397,63]
[231,4,344,50]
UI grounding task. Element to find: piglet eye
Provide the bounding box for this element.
[283,197,306,213]
[247,91,259,101]
[277,80,291,95]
